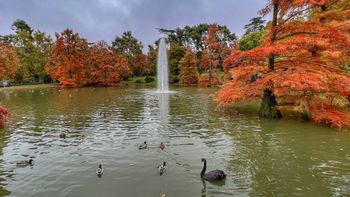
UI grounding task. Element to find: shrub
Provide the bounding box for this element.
[144,76,155,83]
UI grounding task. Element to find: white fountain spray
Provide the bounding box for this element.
[157,38,169,92]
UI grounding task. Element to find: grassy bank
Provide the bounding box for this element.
[0,83,59,91]
[127,76,156,84]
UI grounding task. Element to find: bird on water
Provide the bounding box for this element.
[200,158,226,181]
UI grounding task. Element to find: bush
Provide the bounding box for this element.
[135,79,142,83]
[144,76,155,83]
[199,73,220,86]
[0,106,10,127]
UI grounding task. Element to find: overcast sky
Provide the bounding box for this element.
[0,0,267,49]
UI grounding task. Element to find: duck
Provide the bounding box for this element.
[96,164,104,177]
[139,141,147,149]
[16,159,33,167]
[200,158,226,181]
[159,142,165,150]
[158,161,167,174]
[59,132,66,138]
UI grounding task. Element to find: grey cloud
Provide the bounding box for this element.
[0,0,266,50]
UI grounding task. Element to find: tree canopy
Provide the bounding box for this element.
[217,0,350,129]
[5,20,53,82]
[243,17,266,35]
[0,40,19,80]
[112,31,143,57]
[179,49,199,85]
[158,23,236,52]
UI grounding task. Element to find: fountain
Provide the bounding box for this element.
[157,38,169,92]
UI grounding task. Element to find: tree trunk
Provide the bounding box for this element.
[259,1,281,119]
[259,88,282,119]
[268,1,278,71]
[268,54,275,70]
[208,69,212,87]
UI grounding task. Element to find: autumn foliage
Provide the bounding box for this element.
[46,29,131,87]
[45,29,88,86]
[134,54,151,77]
[87,41,131,86]
[0,106,10,127]
[217,0,350,129]
[200,24,229,86]
[0,40,19,80]
[179,49,199,85]
[199,73,220,86]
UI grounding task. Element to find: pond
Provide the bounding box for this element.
[0,85,349,196]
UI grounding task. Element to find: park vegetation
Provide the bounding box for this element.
[216,0,350,129]
[0,0,349,129]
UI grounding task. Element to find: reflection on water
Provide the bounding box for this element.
[0,85,349,197]
[158,93,169,125]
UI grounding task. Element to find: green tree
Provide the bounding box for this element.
[11,19,33,34]
[243,17,265,35]
[112,31,144,76]
[158,23,236,53]
[112,31,143,56]
[168,44,187,83]
[239,30,264,51]
[31,31,53,82]
[146,45,157,76]
[6,19,52,83]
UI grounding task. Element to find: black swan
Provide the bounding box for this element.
[200,158,226,181]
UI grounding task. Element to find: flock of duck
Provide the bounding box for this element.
[16,140,226,182]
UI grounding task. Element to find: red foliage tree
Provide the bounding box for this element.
[0,41,16,127]
[87,41,131,86]
[179,49,199,85]
[46,29,89,87]
[200,23,231,86]
[0,40,19,80]
[0,106,10,127]
[217,0,350,129]
[199,73,220,86]
[134,54,150,76]
[114,53,132,80]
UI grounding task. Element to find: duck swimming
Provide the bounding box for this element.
[200,158,226,181]
[158,161,167,174]
[16,159,33,167]
[96,164,104,177]
[159,142,165,150]
[59,133,66,138]
[139,141,147,149]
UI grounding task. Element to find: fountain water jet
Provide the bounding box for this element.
[157,38,169,92]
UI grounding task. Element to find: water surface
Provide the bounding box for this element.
[0,85,349,196]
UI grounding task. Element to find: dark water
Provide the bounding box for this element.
[0,85,349,197]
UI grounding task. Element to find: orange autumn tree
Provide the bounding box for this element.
[87,41,130,86]
[134,54,150,76]
[114,53,132,80]
[0,106,10,127]
[200,23,231,86]
[179,49,199,85]
[0,40,19,80]
[0,40,18,126]
[217,0,350,129]
[46,29,89,87]
[199,50,220,86]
